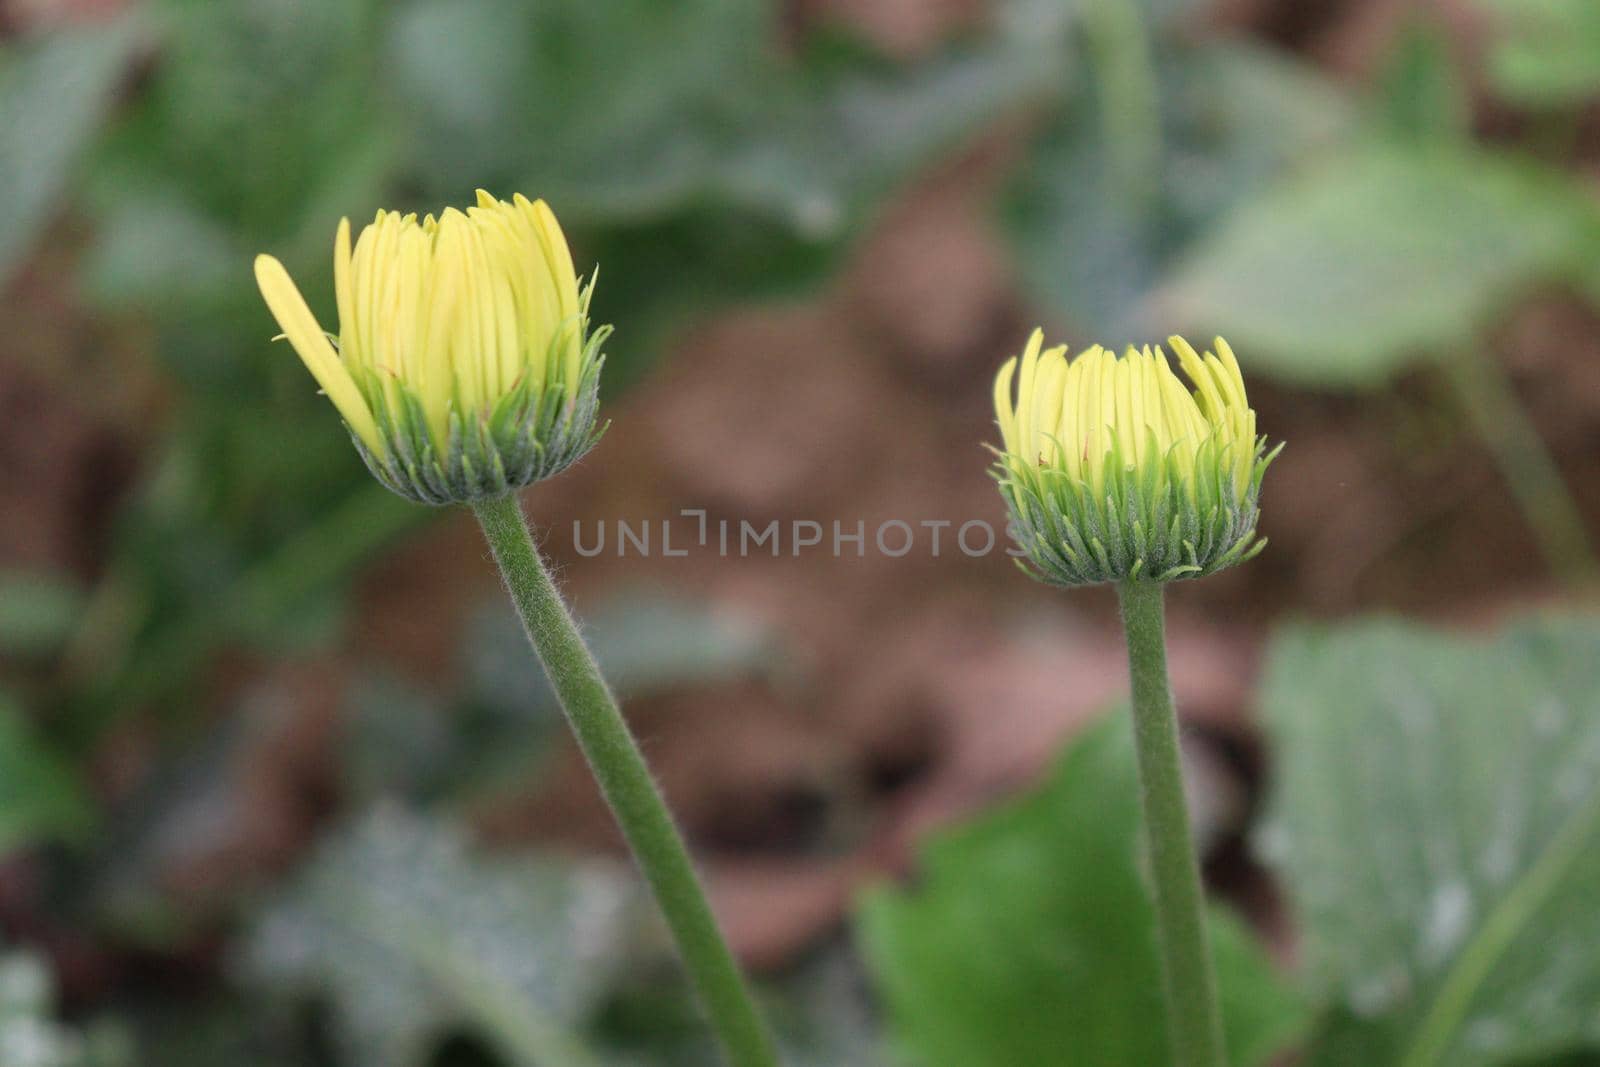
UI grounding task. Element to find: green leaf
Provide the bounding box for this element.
[726,41,1060,240]
[389,0,768,206]
[388,0,1052,378]
[243,808,635,1067]
[1480,0,1600,107]
[79,186,243,313]
[583,35,1055,379]
[0,570,85,659]
[1260,615,1600,1066]
[0,694,93,856]
[1008,40,1350,337]
[393,0,1048,229]
[82,0,387,318]
[0,13,140,285]
[1155,145,1600,387]
[130,0,380,234]
[997,0,1212,42]
[858,713,1307,1067]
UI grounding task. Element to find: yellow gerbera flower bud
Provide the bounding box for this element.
[253,191,607,505]
[992,331,1279,585]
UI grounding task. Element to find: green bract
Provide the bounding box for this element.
[348,328,606,505]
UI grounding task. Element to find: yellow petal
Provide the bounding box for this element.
[253,254,382,453]
[528,198,579,320]
[993,355,1018,456]
[528,197,583,394]
[333,218,358,369]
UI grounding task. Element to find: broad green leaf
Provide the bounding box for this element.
[0,695,92,856]
[0,14,140,285]
[243,808,635,1067]
[1155,145,1600,387]
[1260,615,1600,1066]
[859,713,1307,1067]
[1479,0,1600,107]
[1008,40,1350,338]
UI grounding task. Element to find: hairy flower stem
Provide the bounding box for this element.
[1116,580,1226,1067]
[473,493,779,1067]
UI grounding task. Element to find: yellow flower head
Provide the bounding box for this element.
[992,330,1278,585]
[254,191,607,504]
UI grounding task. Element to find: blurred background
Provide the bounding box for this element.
[3,0,1600,1064]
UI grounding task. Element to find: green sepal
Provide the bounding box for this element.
[349,324,610,506]
[995,428,1278,587]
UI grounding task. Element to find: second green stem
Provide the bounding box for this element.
[473,492,778,1067]
[1442,346,1595,586]
[1117,579,1226,1067]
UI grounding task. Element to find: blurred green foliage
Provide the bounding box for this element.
[0,691,92,855]
[1004,1,1600,388]
[9,0,1056,754]
[1262,615,1600,1066]
[0,949,129,1067]
[861,612,1600,1067]
[859,713,1309,1067]
[1480,0,1600,108]
[244,808,637,1067]
[81,590,776,950]
[1158,145,1600,387]
[0,571,86,662]
[1007,18,1352,339]
[0,11,139,286]
[6,0,1600,1063]
[998,0,1600,579]
[337,592,779,815]
[8,0,1597,746]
